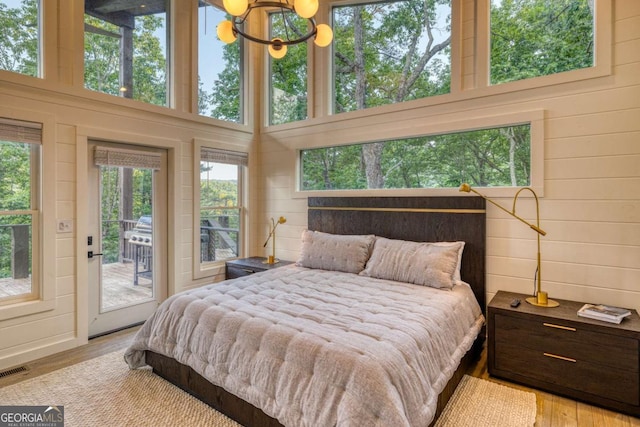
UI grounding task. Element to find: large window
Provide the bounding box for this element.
[84,0,169,106]
[196,146,247,277]
[198,1,242,122]
[0,0,41,77]
[301,124,531,190]
[268,10,308,125]
[0,118,41,305]
[490,0,594,85]
[332,0,451,114]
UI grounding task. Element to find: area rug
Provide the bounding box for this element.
[434,374,537,427]
[0,351,536,426]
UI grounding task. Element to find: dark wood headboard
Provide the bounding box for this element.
[307,196,486,311]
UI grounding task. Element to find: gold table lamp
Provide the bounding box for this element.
[263,216,286,264]
[459,183,559,307]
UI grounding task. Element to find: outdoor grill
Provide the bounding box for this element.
[124,215,152,285]
[125,215,152,247]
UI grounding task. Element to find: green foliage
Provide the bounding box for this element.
[333,0,452,113]
[0,0,39,76]
[269,12,308,125]
[490,0,594,84]
[301,125,531,190]
[84,13,167,106]
[0,139,35,279]
[208,38,242,122]
[100,167,153,263]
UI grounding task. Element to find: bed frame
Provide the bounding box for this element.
[146,196,486,427]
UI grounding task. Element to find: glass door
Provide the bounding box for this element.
[88,142,167,337]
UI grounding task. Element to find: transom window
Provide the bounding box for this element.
[332,0,452,114]
[0,0,41,77]
[300,124,531,190]
[198,1,243,122]
[490,0,595,85]
[84,0,170,106]
[268,10,308,125]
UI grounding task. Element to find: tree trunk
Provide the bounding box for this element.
[353,6,385,188]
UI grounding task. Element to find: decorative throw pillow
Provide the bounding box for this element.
[360,237,464,289]
[296,230,376,274]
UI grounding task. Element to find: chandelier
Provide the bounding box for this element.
[216,0,333,59]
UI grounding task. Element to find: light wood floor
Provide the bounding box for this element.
[1,327,639,427]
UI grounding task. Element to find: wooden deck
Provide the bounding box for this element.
[0,262,152,309]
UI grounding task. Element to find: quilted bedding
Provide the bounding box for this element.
[125,265,484,427]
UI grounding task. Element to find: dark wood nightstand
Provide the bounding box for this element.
[488,290,640,417]
[225,256,294,280]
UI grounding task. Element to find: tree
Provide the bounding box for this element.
[0,0,39,76]
[490,0,594,84]
[84,13,168,105]
[205,31,242,122]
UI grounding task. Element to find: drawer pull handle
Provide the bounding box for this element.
[241,268,255,273]
[543,323,576,332]
[544,352,577,363]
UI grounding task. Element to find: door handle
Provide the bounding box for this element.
[88,251,103,259]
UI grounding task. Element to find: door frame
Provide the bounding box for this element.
[87,141,168,337]
[75,127,180,342]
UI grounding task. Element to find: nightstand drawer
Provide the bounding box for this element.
[495,341,640,406]
[494,313,639,372]
[226,265,262,279]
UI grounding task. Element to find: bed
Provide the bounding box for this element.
[125,196,486,427]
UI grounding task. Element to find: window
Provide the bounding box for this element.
[196,146,247,277]
[332,0,451,114]
[0,118,41,305]
[268,10,308,125]
[0,0,41,77]
[198,1,243,122]
[300,124,531,190]
[84,0,169,106]
[490,0,594,85]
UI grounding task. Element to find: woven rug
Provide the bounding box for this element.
[435,374,537,427]
[0,351,536,426]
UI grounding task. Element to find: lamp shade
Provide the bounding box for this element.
[314,24,333,47]
[216,20,237,44]
[294,0,318,19]
[268,39,288,59]
[222,0,248,16]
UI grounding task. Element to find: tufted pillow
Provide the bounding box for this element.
[360,237,464,289]
[296,230,376,274]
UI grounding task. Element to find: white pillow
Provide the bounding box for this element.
[296,230,376,274]
[360,237,464,289]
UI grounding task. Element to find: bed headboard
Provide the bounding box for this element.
[307,196,486,311]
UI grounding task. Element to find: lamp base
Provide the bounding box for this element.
[263,255,280,265]
[526,292,560,308]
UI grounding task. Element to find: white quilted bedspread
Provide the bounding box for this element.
[125,266,484,427]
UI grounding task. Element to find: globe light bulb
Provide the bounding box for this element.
[216,20,237,44]
[314,24,333,47]
[222,0,248,17]
[268,39,287,59]
[294,0,318,19]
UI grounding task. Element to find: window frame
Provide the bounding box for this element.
[294,109,545,198]
[475,0,611,91]
[0,109,55,321]
[82,0,172,107]
[192,139,247,280]
[328,0,454,116]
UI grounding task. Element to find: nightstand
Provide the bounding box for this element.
[225,256,294,280]
[488,290,640,417]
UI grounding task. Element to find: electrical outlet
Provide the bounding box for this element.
[57,219,73,233]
